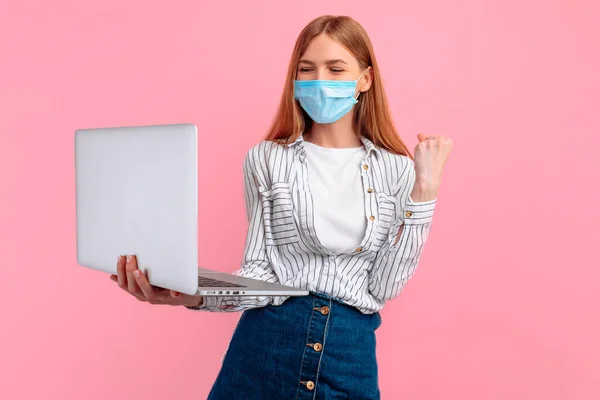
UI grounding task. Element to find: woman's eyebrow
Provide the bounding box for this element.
[298,59,349,65]
[325,59,348,65]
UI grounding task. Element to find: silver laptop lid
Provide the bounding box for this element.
[75,123,199,295]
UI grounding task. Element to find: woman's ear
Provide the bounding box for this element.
[360,66,373,93]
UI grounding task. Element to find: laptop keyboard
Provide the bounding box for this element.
[197,276,246,288]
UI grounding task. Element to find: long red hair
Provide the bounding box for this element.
[264,15,413,159]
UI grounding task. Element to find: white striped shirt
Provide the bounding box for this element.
[197,134,437,314]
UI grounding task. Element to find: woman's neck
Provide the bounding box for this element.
[304,114,361,149]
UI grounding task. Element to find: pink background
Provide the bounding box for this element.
[1,0,599,399]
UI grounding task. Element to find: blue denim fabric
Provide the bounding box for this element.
[207,292,382,400]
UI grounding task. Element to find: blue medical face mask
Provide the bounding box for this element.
[293,70,366,124]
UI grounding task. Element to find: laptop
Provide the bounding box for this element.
[74,123,309,297]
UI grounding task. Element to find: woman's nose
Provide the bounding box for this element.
[316,68,328,80]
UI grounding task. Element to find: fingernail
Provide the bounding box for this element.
[133,270,140,278]
[117,255,122,262]
[126,255,132,263]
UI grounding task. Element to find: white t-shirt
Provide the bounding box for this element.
[303,140,368,254]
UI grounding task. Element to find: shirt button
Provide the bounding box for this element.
[369,215,375,221]
[363,164,369,170]
[355,247,363,252]
[306,381,315,390]
[404,211,413,218]
[313,343,323,352]
[367,188,373,193]
[320,306,330,315]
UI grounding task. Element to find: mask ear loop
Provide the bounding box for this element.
[354,69,367,100]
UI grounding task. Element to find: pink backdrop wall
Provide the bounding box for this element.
[1,0,598,399]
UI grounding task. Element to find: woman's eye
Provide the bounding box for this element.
[330,69,343,73]
[299,68,313,72]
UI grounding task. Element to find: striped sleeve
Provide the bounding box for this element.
[188,147,278,312]
[368,157,437,301]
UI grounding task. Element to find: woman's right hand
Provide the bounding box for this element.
[110,254,203,308]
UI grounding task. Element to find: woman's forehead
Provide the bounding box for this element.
[300,34,357,65]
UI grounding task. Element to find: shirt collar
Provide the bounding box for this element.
[359,136,379,155]
[288,132,380,156]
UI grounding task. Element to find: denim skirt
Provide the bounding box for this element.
[207,291,382,400]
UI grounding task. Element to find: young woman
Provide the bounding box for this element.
[111,15,453,399]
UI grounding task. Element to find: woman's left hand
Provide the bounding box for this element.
[412,133,454,200]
